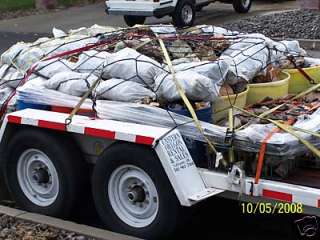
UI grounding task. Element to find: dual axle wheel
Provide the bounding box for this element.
[3,129,182,239]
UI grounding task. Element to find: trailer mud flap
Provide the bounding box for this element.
[155,130,224,206]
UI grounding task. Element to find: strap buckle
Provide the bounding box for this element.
[225,128,234,146]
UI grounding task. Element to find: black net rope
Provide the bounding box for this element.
[0,25,309,135]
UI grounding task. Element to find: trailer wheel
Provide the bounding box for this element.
[233,0,252,13]
[123,15,146,27]
[172,0,195,27]
[92,143,183,239]
[5,129,86,217]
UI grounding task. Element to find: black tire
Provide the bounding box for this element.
[92,143,184,239]
[172,0,195,27]
[4,128,87,218]
[233,0,252,13]
[123,15,146,27]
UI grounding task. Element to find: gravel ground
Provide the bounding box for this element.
[222,9,320,39]
[0,214,95,240]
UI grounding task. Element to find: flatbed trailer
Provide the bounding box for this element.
[0,107,319,239]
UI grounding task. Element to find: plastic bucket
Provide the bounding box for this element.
[246,71,290,105]
[283,65,320,94]
[17,100,51,111]
[167,103,212,164]
[212,87,249,123]
[167,103,213,123]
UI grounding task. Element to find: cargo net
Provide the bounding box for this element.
[1,25,320,164]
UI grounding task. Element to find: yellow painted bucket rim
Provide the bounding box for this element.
[219,86,249,100]
[283,65,320,73]
[248,71,290,88]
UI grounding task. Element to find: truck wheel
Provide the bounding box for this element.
[92,143,183,239]
[123,15,146,27]
[172,0,195,27]
[233,0,252,13]
[5,129,86,217]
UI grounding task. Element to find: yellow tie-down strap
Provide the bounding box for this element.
[157,38,223,161]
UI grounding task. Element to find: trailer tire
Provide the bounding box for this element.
[92,143,183,239]
[172,0,195,27]
[123,15,146,27]
[5,129,86,218]
[233,0,252,13]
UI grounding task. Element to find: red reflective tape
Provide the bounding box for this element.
[38,120,65,131]
[7,115,22,124]
[262,189,292,202]
[51,106,73,114]
[135,135,154,145]
[318,200,320,208]
[85,127,115,139]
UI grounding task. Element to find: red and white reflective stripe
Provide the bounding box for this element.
[7,114,155,146]
[262,188,320,208]
[262,189,293,202]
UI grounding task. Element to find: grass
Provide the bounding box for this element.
[0,0,97,11]
[0,0,34,10]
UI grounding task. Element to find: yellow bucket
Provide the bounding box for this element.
[212,87,249,123]
[246,72,290,105]
[283,65,320,94]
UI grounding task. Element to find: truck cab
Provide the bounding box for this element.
[105,0,252,27]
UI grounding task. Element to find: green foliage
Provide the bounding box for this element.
[0,0,35,10]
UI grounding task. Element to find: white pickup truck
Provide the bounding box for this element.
[105,0,252,27]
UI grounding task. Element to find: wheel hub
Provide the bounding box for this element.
[17,149,59,207]
[127,186,146,203]
[33,167,50,185]
[108,165,159,228]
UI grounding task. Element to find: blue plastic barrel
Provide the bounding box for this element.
[167,103,212,164]
[17,100,51,111]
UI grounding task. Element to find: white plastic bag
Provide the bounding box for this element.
[95,78,156,102]
[102,48,165,87]
[35,58,75,78]
[74,50,110,74]
[222,36,270,83]
[154,70,220,102]
[172,59,229,83]
[1,42,30,65]
[45,71,98,97]
[0,65,24,88]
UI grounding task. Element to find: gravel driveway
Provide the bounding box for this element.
[222,9,320,39]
